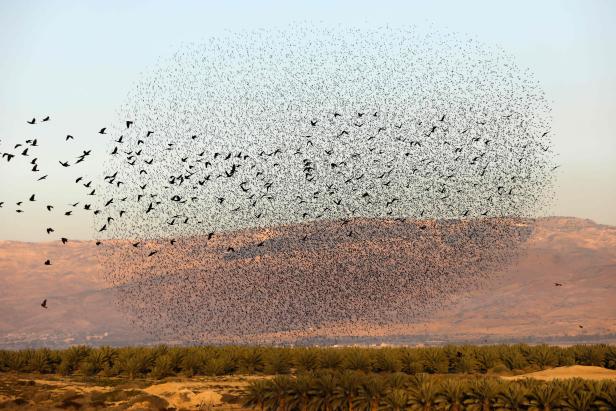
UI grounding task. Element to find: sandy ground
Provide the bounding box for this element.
[0,373,252,410]
[502,365,616,381]
[1,366,616,409]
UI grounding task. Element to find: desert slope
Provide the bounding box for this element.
[0,217,615,347]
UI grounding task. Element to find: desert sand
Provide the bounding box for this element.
[502,365,616,381]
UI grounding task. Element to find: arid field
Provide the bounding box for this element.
[1,366,615,410]
[1,344,616,409]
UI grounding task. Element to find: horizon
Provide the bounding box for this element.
[0,215,609,244]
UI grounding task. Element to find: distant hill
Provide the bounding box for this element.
[0,217,614,348]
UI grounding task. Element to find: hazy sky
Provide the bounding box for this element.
[0,0,615,241]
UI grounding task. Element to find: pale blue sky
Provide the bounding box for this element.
[0,0,615,241]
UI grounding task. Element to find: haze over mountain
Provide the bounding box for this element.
[0,216,614,348]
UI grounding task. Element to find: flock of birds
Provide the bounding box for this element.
[0,26,560,342]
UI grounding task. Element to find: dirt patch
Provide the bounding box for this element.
[1,373,251,410]
[502,365,616,381]
[143,381,224,409]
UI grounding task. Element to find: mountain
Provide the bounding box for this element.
[0,217,614,348]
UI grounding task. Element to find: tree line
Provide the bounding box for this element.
[243,371,616,410]
[0,343,614,378]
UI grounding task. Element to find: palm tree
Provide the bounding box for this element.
[436,379,466,411]
[150,354,174,380]
[295,349,320,372]
[320,349,343,371]
[267,375,293,411]
[29,349,53,374]
[180,348,204,377]
[473,349,497,373]
[388,372,410,390]
[605,345,616,369]
[596,383,616,410]
[495,382,529,410]
[288,374,314,411]
[117,348,150,379]
[333,370,364,411]
[500,347,528,371]
[383,389,409,411]
[561,389,595,411]
[399,349,423,375]
[527,382,563,411]
[242,348,265,374]
[98,346,118,376]
[464,377,499,411]
[528,345,557,370]
[357,374,388,411]
[421,349,448,374]
[407,378,439,410]
[81,349,107,377]
[374,350,402,373]
[344,350,373,372]
[244,380,271,411]
[265,350,292,375]
[309,371,339,411]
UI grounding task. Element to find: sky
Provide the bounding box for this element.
[0,0,615,241]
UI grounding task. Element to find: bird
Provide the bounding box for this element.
[42,116,50,122]
[41,299,47,309]
[99,127,107,134]
[27,118,36,124]
[59,161,70,167]
[61,238,68,244]
[2,29,558,343]
[66,135,74,141]
[46,228,54,234]
[44,260,51,266]
[554,282,563,287]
